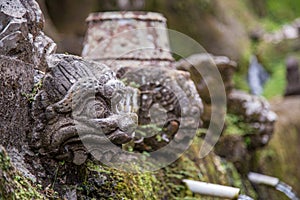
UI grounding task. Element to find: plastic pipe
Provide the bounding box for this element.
[183,179,240,199]
[248,172,279,187]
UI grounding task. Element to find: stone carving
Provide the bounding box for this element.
[31,54,138,165]
[227,90,277,149]
[120,67,202,152]
[1,0,139,165]
[0,0,56,70]
[175,53,236,128]
[285,56,300,96]
[175,53,277,153]
[215,90,277,172]
[175,53,277,174]
[82,12,203,152]
[175,53,237,99]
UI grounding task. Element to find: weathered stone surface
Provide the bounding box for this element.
[0,145,45,199]
[214,134,249,173]
[175,53,276,149]
[175,53,236,103]
[175,53,235,128]
[31,54,138,165]
[285,56,300,96]
[1,0,142,167]
[0,56,34,151]
[0,2,197,199]
[119,66,202,152]
[174,53,277,179]
[82,11,174,65]
[0,0,56,70]
[0,2,265,198]
[254,96,300,200]
[1,0,142,169]
[82,11,203,153]
[228,90,277,149]
[0,0,55,190]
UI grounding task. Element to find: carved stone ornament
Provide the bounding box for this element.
[82,12,203,153]
[31,54,138,165]
[0,0,141,165]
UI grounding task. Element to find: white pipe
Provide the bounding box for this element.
[183,179,240,199]
[248,172,279,187]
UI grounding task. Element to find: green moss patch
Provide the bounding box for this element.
[0,146,45,200]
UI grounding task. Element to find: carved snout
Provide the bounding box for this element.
[117,113,138,135]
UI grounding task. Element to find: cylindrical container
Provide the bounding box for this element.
[82,11,174,69]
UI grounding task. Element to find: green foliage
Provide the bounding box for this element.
[244,136,252,147]
[252,1,300,99]
[233,0,300,99]
[233,43,252,92]
[257,39,298,99]
[233,73,250,92]
[259,18,282,32]
[263,60,286,99]
[265,0,300,24]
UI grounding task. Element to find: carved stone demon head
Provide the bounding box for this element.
[31,54,138,165]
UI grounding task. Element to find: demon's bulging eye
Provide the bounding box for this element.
[84,99,110,119]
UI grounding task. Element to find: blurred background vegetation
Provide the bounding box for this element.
[39,0,300,100]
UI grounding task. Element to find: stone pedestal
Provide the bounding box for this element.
[82,11,174,69]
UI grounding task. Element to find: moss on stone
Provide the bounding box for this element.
[22,78,43,103]
[0,132,254,200]
[71,132,251,199]
[224,113,255,136]
[0,146,45,200]
[78,161,168,199]
[221,160,257,199]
